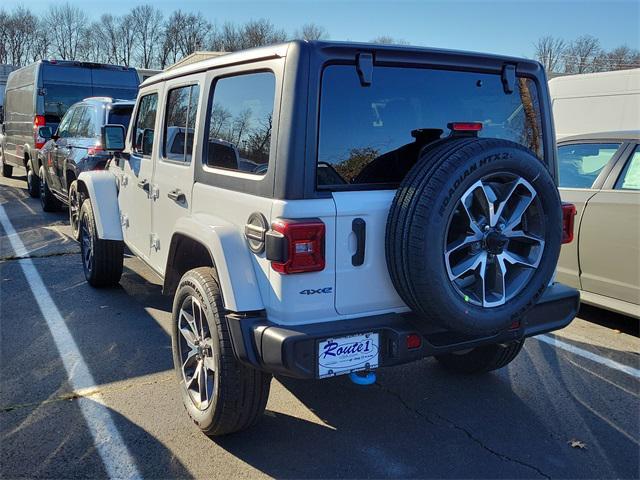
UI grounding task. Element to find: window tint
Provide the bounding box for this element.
[558,143,620,189]
[164,85,200,163]
[133,93,158,156]
[205,72,275,175]
[43,84,92,124]
[108,105,133,131]
[76,106,99,138]
[57,107,77,138]
[616,147,640,190]
[317,65,544,188]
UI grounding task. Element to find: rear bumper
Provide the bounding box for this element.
[226,283,579,379]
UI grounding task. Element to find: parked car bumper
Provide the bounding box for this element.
[226,283,580,379]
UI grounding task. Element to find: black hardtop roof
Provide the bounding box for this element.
[141,39,543,87]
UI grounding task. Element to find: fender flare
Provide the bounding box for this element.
[171,215,264,312]
[77,171,123,241]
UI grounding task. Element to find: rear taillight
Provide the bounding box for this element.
[561,203,577,244]
[34,115,46,149]
[88,145,104,156]
[268,219,325,274]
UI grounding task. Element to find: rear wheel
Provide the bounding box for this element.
[38,166,60,211]
[26,160,39,198]
[436,340,525,374]
[172,267,272,436]
[79,200,123,287]
[68,180,84,241]
[1,148,12,178]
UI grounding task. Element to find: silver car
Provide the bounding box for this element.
[557,131,640,318]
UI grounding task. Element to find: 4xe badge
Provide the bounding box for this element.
[300,287,332,295]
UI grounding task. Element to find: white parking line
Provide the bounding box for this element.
[0,205,141,480]
[537,334,640,379]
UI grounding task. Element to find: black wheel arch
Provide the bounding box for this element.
[163,233,215,296]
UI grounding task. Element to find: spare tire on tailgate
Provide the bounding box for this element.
[386,137,562,336]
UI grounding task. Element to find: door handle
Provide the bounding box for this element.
[137,179,150,192]
[352,218,366,266]
[167,189,185,202]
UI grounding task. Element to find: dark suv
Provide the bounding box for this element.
[38,97,134,240]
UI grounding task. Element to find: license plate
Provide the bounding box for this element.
[317,332,379,378]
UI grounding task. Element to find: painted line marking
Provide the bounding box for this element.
[0,205,141,480]
[537,334,640,379]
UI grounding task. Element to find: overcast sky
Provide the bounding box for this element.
[4,0,639,58]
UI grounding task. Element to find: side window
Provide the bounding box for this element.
[163,84,200,163]
[557,143,620,189]
[57,107,76,138]
[67,107,85,139]
[616,147,640,190]
[76,106,98,138]
[133,93,158,156]
[205,72,275,175]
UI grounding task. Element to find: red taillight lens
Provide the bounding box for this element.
[561,202,577,244]
[406,333,422,350]
[448,122,483,132]
[270,219,325,274]
[34,115,46,149]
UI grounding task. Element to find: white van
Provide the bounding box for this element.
[549,68,640,139]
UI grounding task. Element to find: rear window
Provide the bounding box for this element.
[317,65,544,189]
[43,84,92,124]
[108,106,133,131]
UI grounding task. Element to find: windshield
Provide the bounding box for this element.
[317,65,544,188]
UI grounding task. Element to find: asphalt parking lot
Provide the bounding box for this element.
[1,169,639,479]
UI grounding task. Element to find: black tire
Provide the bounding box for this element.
[386,138,562,336]
[26,160,39,198]
[79,200,123,287]
[436,340,525,374]
[1,147,12,178]
[172,267,271,436]
[68,180,84,241]
[38,165,60,211]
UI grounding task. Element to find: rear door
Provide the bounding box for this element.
[579,144,640,305]
[149,77,202,274]
[318,64,548,315]
[556,141,624,288]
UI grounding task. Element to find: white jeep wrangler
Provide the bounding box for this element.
[76,41,579,436]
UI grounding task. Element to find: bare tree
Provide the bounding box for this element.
[118,13,137,66]
[210,22,241,52]
[534,35,566,73]
[46,3,87,60]
[241,19,286,49]
[294,23,328,41]
[370,35,409,45]
[130,5,163,69]
[4,7,38,66]
[0,10,9,64]
[31,18,52,62]
[179,12,211,56]
[563,35,601,74]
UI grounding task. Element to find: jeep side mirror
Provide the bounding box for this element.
[38,126,53,140]
[102,124,126,152]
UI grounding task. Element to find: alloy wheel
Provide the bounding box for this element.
[80,215,93,274]
[69,186,79,235]
[178,295,215,410]
[444,173,545,308]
